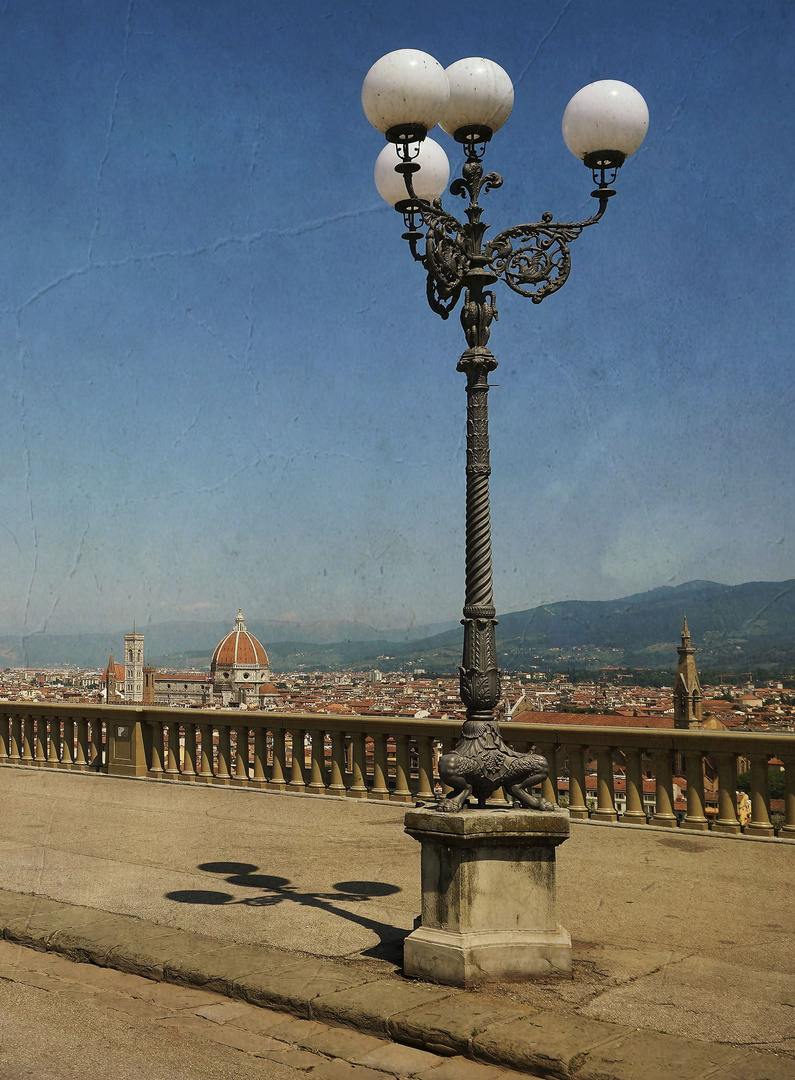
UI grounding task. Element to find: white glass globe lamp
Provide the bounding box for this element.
[374,137,450,207]
[439,57,514,144]
[362,49,449,144]
[562,80,648,169]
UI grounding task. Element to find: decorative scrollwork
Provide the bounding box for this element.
[419,200,468,317]
[486,212,589,303]
[398,144,608,317]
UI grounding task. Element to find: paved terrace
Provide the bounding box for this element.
[0,765,793,1079]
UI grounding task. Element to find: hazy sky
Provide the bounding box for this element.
[0,0,793,636]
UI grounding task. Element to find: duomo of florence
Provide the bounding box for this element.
[104,610,281,709]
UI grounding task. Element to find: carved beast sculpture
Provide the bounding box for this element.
[436,717,556,812]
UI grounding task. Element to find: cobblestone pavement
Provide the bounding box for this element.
[0,940,530,1080]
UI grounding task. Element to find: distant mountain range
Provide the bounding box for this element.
[0,617,458,670]
[2,579,794,675]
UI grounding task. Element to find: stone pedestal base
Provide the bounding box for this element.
[403,807,571,987]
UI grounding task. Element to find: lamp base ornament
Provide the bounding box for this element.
[437,719,554,812]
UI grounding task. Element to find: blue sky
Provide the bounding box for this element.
[0,0,793,637]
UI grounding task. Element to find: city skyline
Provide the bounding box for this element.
[0,1,793,637]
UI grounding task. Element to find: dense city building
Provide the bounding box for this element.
[1,617,794,737]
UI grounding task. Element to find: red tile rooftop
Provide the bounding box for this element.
[512,710,673,729]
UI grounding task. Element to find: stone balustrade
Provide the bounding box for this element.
[0,702,792,838]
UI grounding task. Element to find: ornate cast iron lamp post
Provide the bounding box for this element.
[362,52,648,812]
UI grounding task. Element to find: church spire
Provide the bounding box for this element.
[674,616,702,729]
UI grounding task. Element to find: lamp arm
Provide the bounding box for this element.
[486,198,612,304]
[397,155,616,313]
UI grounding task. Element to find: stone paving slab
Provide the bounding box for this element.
[576,1029,773,1080]
[235,957,380,1018]
[579,953,795,1052]
[710,1049,795,1080]
[389,995,531,1057]
[0,902,792,1080]
[312,979,461,1037]
[470,1013,627,1078]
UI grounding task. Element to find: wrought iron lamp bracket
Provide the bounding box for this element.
[398,149,613,317]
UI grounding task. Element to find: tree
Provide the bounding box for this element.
[735,769,785,800]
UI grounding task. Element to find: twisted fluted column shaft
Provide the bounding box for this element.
[457,342,500,722]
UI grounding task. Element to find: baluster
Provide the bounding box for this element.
[391,733,413,803]
[713,751,740,834]
[233,725,249,786]
[33,715,46,765]
[182,722,197,781]
[779,754,795,838]
[21,715,35,764]
[216,725,232,784]
[90,718,104,770]
[306,730,327,794]
[148,721,164,776]
[197,723,214,782]
[564,745,588,818]
[287,728,306,792]
[439,735,456,795]
[681,749,709,831]
[650,747,677,827]
[74,716,89,770]
[46,715,60,767]
[327,731,347,795]
[535,740,558,807]
[0,711,8,762]
[369,733,390,800]
[391,736,401,791]
[414,734,434,801]
[8,714,21,763]
[252,725,267,787]
[346,731,368,799]
[432,739,442,783]
[620,748,647,823]
[494,730,528,807]
[165,720,181,778]
[592,746,617,822]
[746,753,774,837]
[269,727,287,790]
[60,715,74,768]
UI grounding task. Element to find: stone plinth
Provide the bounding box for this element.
[403,807,571,987]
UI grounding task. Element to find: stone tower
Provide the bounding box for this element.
[106,652,117,705]
[124,632,145,704]
[142,666,156,706]
[673,617,703,729]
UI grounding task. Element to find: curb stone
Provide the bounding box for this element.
[0,888,792,1080]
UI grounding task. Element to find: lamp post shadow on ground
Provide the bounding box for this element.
[362,50,648,986]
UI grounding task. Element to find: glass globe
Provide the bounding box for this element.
[374,138,450,206]
[439,57,514,140]
[562,80,648,161]
[362,50,449,136]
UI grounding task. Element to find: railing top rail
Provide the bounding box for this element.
[509,722,793,753]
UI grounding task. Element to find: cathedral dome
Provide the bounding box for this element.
[211,609,269,669]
